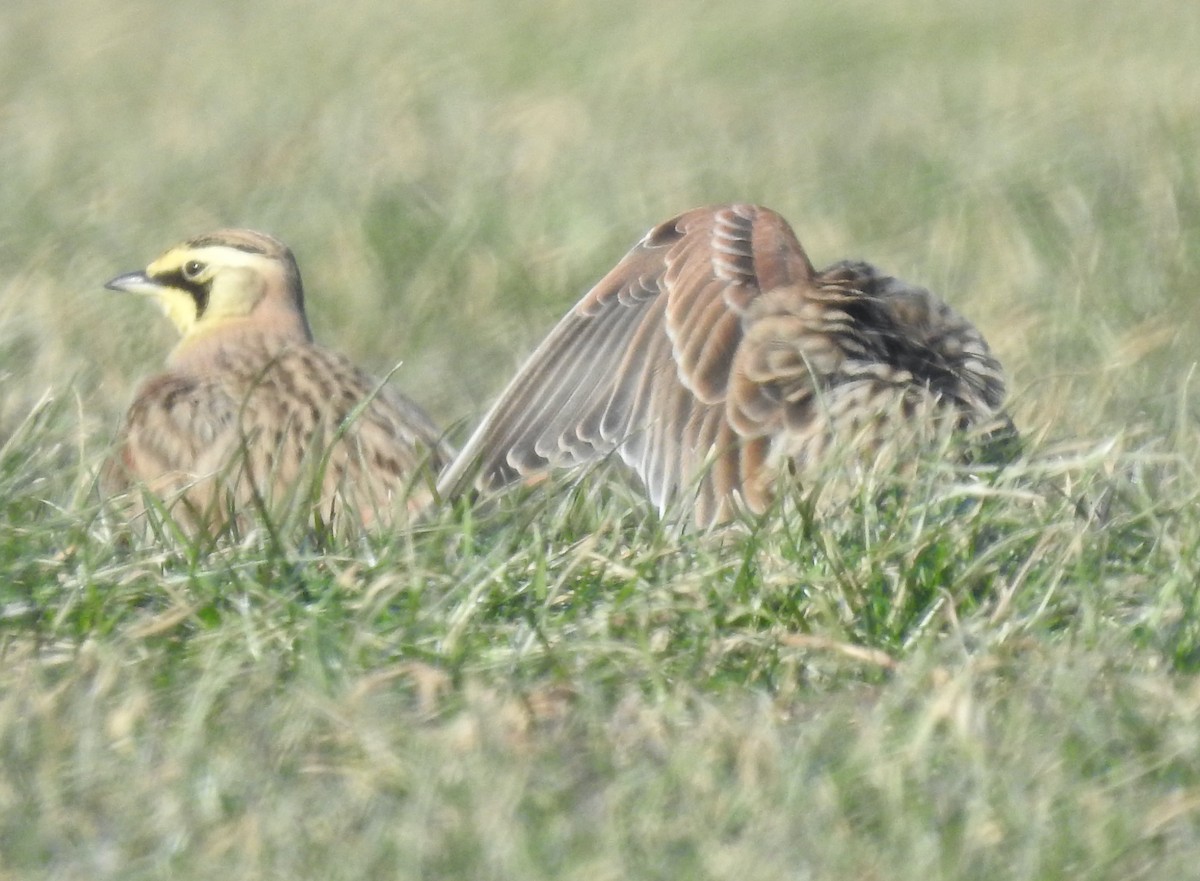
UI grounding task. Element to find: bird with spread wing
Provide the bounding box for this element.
[439,204,1012,528]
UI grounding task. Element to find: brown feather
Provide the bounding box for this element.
[439,204,1011,528]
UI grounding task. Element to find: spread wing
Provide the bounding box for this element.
[440,203,1012,527]
[437,204,818,524]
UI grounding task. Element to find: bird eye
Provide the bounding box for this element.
[182,260,206,280]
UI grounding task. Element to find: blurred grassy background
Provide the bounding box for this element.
[2,0,1197,446]
[3,1,1200,878]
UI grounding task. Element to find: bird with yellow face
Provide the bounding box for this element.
[104,229,451,535]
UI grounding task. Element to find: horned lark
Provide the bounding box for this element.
[439,204,1013,527]
[104,228,451,533]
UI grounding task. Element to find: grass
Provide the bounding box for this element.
[3,0,1200,877]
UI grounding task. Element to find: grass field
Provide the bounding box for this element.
[3,0,1200,877]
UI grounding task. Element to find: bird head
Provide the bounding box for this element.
[106,229,314,355]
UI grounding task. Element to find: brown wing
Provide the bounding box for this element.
[105,372,237,491]
[108,345,453,530]
[102,371,240,527]
[209,344,453,525]
[440,204,1011,528]
[436,204,818,524]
